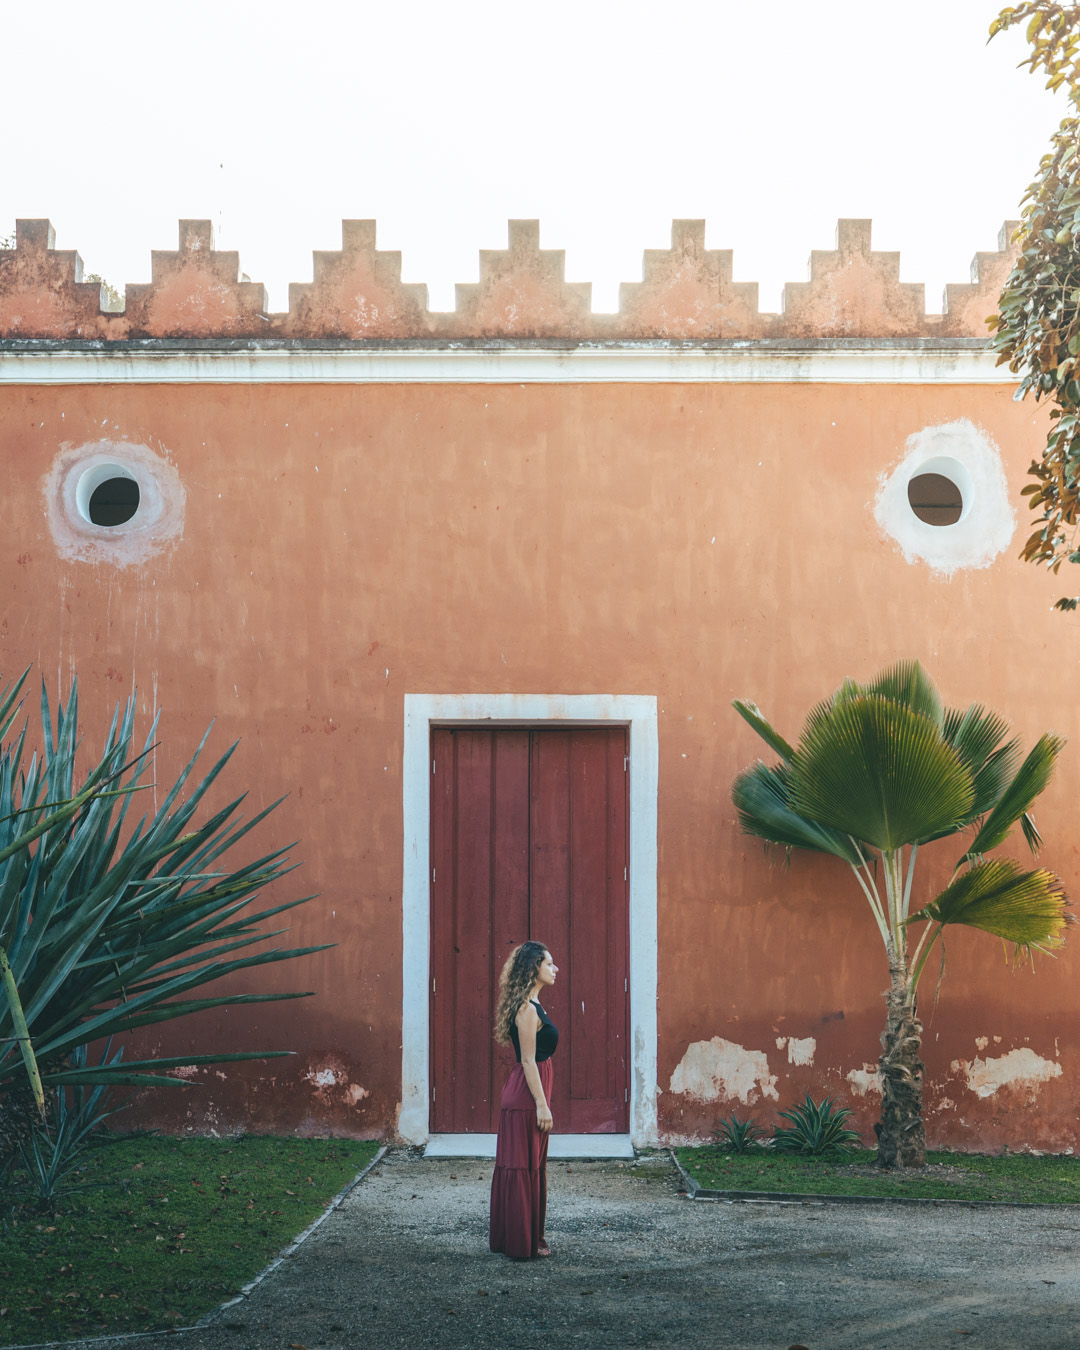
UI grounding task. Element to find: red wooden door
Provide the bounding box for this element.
[430,727,629,1134]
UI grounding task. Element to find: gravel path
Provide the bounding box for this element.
[84,1149,1080,1350]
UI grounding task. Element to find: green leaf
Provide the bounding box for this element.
[964,733,1064,859]
[732,700,795,762]
[790,696,973,852]
[1021,810,1044,853]
[731,761,862,864]
[942,704,1018,819]
[0,675,324,1117]
[0,942,44,1120]
[858,660,945,731]
[912,858,1068,956]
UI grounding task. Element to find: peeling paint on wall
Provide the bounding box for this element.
[302,1056,370,1112]
[952,1047,1063,1100]
[873,420,1015,577]
[669,1037,778,1105]
[846,1064,883,1097]
[775,1035,816,1066]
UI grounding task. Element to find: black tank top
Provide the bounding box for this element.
[510,999,559,1063]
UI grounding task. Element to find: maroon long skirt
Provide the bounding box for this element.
[489,1059,554,1259]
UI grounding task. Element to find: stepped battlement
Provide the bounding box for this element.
[0,217,1018,342]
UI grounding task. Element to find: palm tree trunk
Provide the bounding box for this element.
[874,965,926,1168]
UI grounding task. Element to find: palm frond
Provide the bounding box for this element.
[732,761,862,864]
[943,702,1009,765]
[963,733,1064,861]
[859,660,945,731]
[790,696,973,852]
[731,701,795,762]
[912,858,1069,957]
[943,703,1019,819]
[1021,811,1044,854]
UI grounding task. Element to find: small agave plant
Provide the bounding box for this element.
[732,661,1069,1169]
[771,1095,861,1156]
[715,1112,764,1154]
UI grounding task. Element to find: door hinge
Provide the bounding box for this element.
[432,1085,436,1100]
[432,866,436,883]
[432,977,436,995]
[624,866,628,882]
[623,755,628,772]
[625,1088,628,1102]
[432,758,436,774]
[624,977,628,993]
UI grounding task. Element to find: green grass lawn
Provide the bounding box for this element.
[0,1134,381,1346]
[675,1145,1080,1203]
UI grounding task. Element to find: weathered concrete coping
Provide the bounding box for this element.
[668,1148,1080,1210]
[0,336,1009,386]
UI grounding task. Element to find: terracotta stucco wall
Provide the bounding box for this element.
[1,375,1075,1150]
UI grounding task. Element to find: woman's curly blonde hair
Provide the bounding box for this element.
[493,941,549,1046]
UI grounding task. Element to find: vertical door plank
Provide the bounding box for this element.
[488,730,531,1129]
[450,730,497,1132]
[429,730,457,1133]
[568,730,613,1128]
[609,727,630,1131]
[528,730,573,1133]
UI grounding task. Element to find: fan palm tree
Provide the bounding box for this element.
[732,661,1069,1168]
[0,670,328,1167]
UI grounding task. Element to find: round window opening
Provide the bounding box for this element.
[907,471,963,527]
[75,463,141,528]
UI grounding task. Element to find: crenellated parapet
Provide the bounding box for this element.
[613,219,769,339]
[777,219,927,338]
[939,220,1020,338]
[441,220,595,338]
[0,220,114,339]
[284,220,431,338]
[0,216,1021,342]
[122,221,269,338]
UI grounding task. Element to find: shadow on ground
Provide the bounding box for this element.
[85,1149,1080,1349]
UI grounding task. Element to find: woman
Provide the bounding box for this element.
[489,941,559,1260]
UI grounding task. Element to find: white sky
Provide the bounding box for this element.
[1,0,1069,315]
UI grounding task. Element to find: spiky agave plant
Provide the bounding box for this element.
[732,661,1068,1169]
[0,669,329,1167]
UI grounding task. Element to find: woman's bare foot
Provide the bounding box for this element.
[537,1238,552,1257]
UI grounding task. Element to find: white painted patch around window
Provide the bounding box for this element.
[43,439,185,567]
[873,420,1015,577]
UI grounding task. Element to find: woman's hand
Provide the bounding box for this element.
[536,1102,553,1133]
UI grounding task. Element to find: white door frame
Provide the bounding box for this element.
[400,693,659,1148]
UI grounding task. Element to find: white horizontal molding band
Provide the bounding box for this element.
[424,1134,635,1159]
[0,344,1009,385]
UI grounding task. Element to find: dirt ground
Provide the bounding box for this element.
[82,1149,1080,1350]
